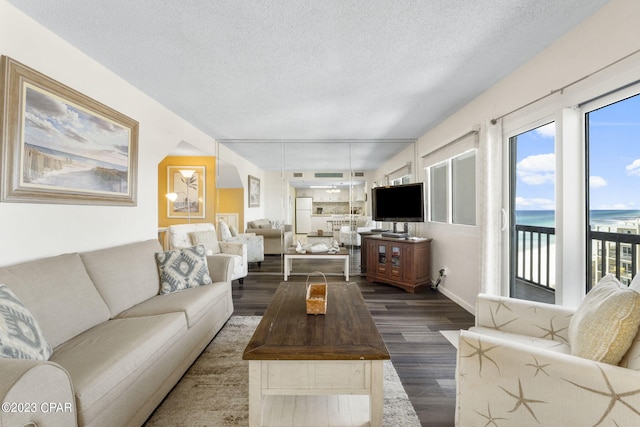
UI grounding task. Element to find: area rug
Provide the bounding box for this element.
[144,316,420,426]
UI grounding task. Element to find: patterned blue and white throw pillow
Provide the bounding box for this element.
[156,245,213,295]
[0,284,52,360]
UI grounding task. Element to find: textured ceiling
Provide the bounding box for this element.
[6,0,608,171]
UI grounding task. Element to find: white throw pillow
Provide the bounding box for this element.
[189,230,221,254]
[0,284,52,360]
[218,221,232,241]
[568,274,640,365]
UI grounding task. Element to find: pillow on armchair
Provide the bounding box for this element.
[189,230,221,255]
[218,221,233,241]
[568,274,640,365]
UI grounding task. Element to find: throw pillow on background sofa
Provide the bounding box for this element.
[0,283,52,360]
[155,245,212,295]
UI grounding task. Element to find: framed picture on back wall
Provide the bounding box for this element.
[167,166,205,219]
[0,56,139,205]
[248,175,260,207]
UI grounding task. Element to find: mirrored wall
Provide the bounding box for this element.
[215,140,415,279]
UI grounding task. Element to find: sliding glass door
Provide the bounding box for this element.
[508,123,556,302]
[585,91,640,288]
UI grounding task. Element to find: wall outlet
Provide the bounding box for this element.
[441,267,449,277]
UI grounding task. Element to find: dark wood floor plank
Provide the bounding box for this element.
[233,258,475,427]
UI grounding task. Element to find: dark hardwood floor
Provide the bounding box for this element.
[232,256,475,427]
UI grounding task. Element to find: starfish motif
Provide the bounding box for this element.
[526,305,540,314]
[565,365,640,427]
[535,317,568,343]
[460,337,501,377]
[475,403,507,426]
[489,308,518,330]
[500,378,547,423]
[494,299,513,314]
[526,356,551,377]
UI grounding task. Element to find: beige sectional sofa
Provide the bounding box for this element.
[245,219,294,255]
[0,239,234,427]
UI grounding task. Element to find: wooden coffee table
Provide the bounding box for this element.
[243,281,389,427]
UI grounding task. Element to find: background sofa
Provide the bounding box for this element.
[245,219,294,255]
[0,239,234,427]
[456,274,640,426]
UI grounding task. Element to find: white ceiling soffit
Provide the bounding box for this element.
[6,0,608,168]
[219,139,414,171]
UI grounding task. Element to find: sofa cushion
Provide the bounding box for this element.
[0,284,52,360]
[0,253,111,349]
[568,274,640,365]
[190,229,221,254]
[117,281,230,327]
[156,245,212,294]
[229,225,239,237]
[80,239,163,317]
[50,313,186,421]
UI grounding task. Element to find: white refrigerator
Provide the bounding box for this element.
[295,197,313,234]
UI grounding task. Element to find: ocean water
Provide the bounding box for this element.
[516,210,640,230]
[514,210,640,287]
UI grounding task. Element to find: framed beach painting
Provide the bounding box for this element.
[248,175,260,207]
[0,56,138,205]
[167,166,205,219]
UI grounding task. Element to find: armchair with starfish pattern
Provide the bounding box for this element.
[456,277,640,426]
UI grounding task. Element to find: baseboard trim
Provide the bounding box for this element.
[438,286,475,315]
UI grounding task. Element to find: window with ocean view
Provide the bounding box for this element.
[510,122,556,299]
[587,92,640,288]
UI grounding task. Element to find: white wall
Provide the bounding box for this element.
[215,144,265,227]
[405,0,640,312]
[0,1,220,265]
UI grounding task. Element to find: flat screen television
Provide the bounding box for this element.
[372,182,425,223]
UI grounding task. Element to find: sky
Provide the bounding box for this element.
[24,84,130,168]
[515,93,640,211]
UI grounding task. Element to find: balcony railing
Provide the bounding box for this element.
[589,230,640,288]
[514,225,640,291]
[514,225,555,291]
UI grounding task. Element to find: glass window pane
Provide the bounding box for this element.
[587,92,640,287]
[452,150,476,226]
[430,162,448,222]
[511,122,556,295]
